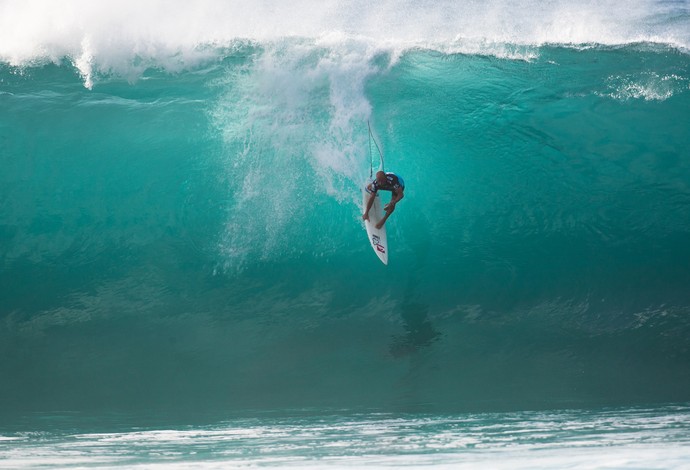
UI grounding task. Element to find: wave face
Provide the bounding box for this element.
[1,0,690,413]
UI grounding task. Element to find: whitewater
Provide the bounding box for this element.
[1,0,690,467]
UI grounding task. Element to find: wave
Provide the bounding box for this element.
[1,0,689,87]
[1,5,690,413]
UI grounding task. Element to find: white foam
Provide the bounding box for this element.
[3,408,690,469]
[211,39,380,270]
[1,0,688,85]
[600,72,690,101]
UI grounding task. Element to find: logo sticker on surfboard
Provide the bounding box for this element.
[372,235,386,253]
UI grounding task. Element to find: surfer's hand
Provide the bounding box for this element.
[375,221,384,229]
[362,213,369,221]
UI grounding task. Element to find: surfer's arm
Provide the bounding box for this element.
[362,189,376,220]
[385,188,404,211]
[392,187,404,204]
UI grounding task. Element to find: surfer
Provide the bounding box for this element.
[362,171,405,229]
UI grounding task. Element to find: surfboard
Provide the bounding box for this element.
[363,122,389,265]
[363,187,388,265]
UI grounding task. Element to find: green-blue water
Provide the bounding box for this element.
[3,42,689,413]
[1,0,690,466]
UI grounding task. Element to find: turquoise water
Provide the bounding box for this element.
[1,0,690,466]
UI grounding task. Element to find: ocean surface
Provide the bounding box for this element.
[2,405,690,469]
[1,0,690,467]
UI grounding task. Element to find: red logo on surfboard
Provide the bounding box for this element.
[372,235,386,254]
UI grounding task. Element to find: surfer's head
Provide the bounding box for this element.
[375,171,386,185]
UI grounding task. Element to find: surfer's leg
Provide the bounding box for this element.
[376,210,392,229]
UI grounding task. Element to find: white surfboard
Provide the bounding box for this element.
[363,187,388,265]
[363,122,390,265]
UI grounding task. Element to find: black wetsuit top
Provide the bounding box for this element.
[371,173,405,195]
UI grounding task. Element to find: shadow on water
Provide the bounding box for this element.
[388,212,441,358]
[389,298,441,358]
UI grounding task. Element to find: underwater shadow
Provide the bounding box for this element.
[389,298,441,358]
[388,213,441,358]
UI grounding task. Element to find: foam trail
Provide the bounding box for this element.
[211,40,384,269]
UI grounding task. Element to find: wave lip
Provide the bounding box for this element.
[1,0,689,87]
